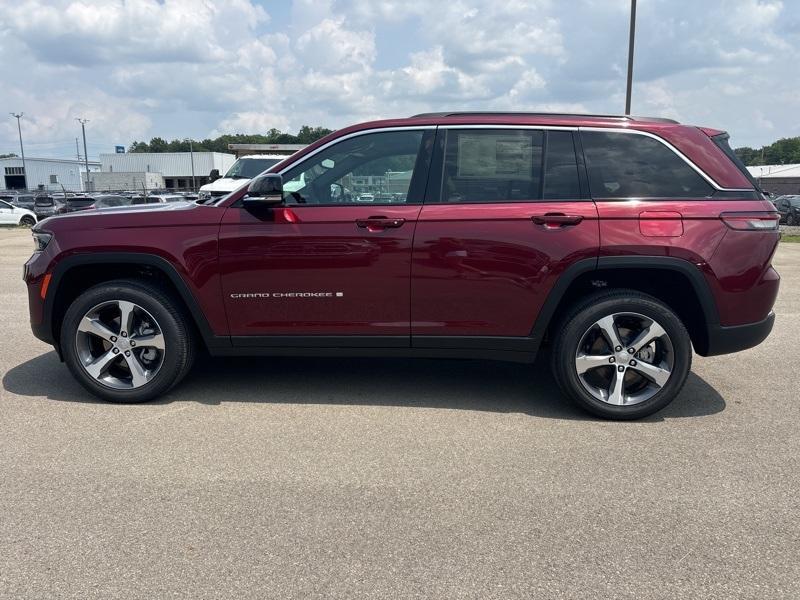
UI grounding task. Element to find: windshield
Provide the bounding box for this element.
[223,157,281,180]
[788,197,800,207]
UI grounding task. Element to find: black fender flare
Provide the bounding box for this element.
[42,252,229,352]
[528,255,720,353]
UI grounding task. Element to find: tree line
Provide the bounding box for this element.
[128,126,333,153]
[735,136,800,166]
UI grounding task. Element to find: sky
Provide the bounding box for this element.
[0,0,798,160]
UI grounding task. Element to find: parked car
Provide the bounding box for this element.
[144,194,186,203]
[0,198,37,226]
[1,192,36,211]
[24,112,779,419]
[55,196,96,215]
[774,195,800,225]
[33,194,64,218]
[198,155,287,202]
[93,195,133,209]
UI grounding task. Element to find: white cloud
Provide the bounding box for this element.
[295,17,375,74]
[0,0,799,156]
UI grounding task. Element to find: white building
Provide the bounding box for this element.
[100,152,236,190]
[0,157,100,192]
[746,164,800,195]
[89,171,164,192]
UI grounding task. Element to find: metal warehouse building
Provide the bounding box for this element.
[748,164,800,195]
[99,152,236,190]
[0,157,100,192]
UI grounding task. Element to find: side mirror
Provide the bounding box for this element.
[243,173,283,209]
[209,169,220,182]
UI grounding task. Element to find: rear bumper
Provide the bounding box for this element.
[702,311,775,356]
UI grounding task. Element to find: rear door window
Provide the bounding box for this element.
[434,129,582,203]
[581,131,713,198]
[439,129,543,203]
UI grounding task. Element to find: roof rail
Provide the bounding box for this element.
[410,111,679,124]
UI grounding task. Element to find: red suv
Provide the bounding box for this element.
[24,113,780,419]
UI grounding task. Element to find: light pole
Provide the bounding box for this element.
[624,0,637,115]
[188,139,196,192]
[9,113,28,190]
[76,118,90,192]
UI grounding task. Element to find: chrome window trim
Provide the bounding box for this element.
[277,123,752,193]
[277,126,435,176]
[438,124,750,192]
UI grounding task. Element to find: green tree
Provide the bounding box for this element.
[735,136,800,166]
[128,126,334,154]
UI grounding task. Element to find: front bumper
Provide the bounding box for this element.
[703,311,775,356]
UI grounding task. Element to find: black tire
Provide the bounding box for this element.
[787,213,796,226]
[19,215,36,227]
[551,290,692,420]
[60,279,195,403]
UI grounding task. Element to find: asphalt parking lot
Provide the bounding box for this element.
[0,228,798,599]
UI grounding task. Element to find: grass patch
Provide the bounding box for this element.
[782,235,800,243]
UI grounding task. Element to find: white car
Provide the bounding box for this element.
[198,155,287,202]
[0,198,37,227]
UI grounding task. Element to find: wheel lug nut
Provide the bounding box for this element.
[125,350,131,357]
[609,357,615,363]
[628,348,635,354]
[615,346,622,352]
[130,341,136,347]
[121,331,127,337]
[630,359,637,366]
[112,348,119,354]
[617,365,625,372]
[110,336,117,342]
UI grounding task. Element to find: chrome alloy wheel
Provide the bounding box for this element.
[574,312,674,406]
[75,300,166,390]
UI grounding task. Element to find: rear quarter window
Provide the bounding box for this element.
[581,131,713,199]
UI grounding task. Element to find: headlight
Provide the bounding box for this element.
[33,231,52,252]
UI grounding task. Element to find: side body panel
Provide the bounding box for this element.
[410,201,600,337]
[24,204,229,340]
[218,204,422,337]
[595,198,780,326]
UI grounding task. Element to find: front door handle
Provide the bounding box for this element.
[356,216,406,231]
[531,213,584,228]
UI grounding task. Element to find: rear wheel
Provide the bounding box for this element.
[19,215,36,227]
[61,279,194,403]
[787,213,796,226]
[551,290,692,419]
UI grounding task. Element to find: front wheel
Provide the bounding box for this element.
[61,279,194,403]
[787,213,796,226]
[551,290,692,420]
[19,215,36,227]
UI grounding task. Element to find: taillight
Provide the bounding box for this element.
[720,212,780,231]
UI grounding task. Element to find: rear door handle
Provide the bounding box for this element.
[531,213,584,228]
[356,216,406,231]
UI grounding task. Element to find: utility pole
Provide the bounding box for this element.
[76,118,90,192]
[624,0,637,115]
[189,139,196,192]
[9,113,28,190]
[75,137,82,161]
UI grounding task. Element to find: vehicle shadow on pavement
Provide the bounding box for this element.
[3,351,726,421]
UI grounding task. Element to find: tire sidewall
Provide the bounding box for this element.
[61,282,189,403]
[554,294,692,420]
